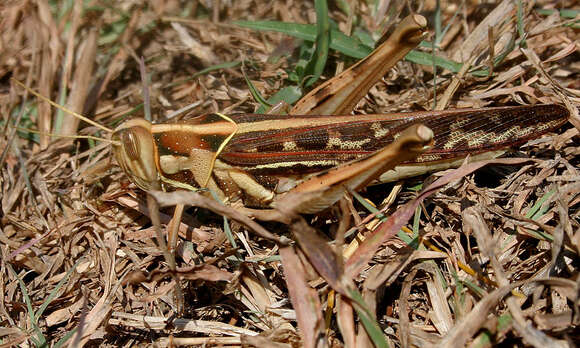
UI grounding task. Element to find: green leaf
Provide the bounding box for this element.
[256,86,303,113]
[353,28,375,48]
[404,50,462,73]
[328,28,372,59]
[404,50,496,77]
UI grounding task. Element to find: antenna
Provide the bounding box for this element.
[11,78,113,134]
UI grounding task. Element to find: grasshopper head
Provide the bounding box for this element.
[111,119,161,191]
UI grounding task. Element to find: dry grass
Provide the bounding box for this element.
[1,0,579,347]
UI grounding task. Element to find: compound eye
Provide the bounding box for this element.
[121,130,140,161]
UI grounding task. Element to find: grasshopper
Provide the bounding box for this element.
[14,15,569,215]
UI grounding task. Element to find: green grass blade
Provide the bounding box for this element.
[404,50,462,73]
[410,205,421,250]
[234,21,371,59]
[7,264,47,346]
[304,0,330,87]
[223,216,238,249]
[335,0,352,16]
[327,28,372,59]
[350,190,386,222]
[526,188,556,219]
[348,288,390,348]
[236,20,505,78]
[353,28,375,48]
[537,9,580,29]
[519,188,556,242]
[536,8,579,19]
[243,69,272,110]
[434,0,442,42]
[34,260,80,320]
[459,277,486,298]
[53,328,78,348]
[349,190,415,245]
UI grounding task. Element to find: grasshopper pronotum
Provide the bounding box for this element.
[12,14,569,216]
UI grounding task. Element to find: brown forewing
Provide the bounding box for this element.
[219,105,568,175]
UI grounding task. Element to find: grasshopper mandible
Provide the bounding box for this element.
[14,14,569,215]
